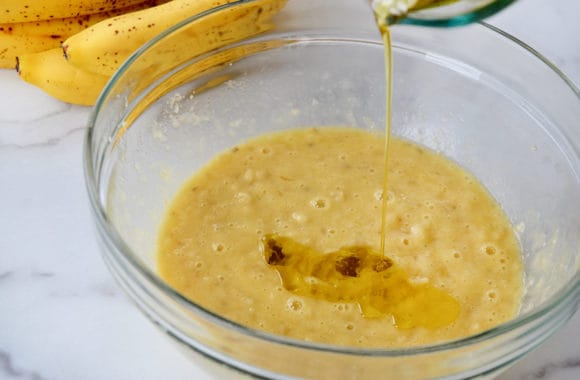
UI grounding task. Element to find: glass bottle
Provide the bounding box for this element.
[372,0,517,26]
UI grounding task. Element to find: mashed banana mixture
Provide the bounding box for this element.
[157,127,522,347]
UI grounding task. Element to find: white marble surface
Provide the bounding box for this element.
[1,0,579,379]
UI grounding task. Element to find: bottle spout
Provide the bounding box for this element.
[370,0,517,28]
[371,0,418,25]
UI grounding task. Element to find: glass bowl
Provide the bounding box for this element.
[84,0,580,378]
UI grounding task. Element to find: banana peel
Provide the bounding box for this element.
[62,0,287,76]
[0,0,168,68]
[0,0,150,23]
[17,48,109,106]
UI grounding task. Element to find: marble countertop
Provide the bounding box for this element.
[1,0,579,379]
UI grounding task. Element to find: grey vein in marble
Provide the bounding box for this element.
[0,351,50,380]
[522,358,580,380]
[0,104,72,125]
[0,271,14,280]
[0,125,86,151]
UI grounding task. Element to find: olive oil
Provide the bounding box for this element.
[262,234,460,329]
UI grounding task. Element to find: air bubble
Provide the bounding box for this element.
[292,212,307,222]
[311,198,328,209]
[484,245,497,255]
[212,243,225,252]
[287,299,303,311]
[331,189,344,201]
[243,169,254,182]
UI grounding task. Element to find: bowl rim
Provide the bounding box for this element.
[84,0,580,357]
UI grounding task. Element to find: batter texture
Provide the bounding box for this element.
[157,127,523,347]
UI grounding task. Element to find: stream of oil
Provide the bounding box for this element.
[262,7,460,330]
[378,21,393,256]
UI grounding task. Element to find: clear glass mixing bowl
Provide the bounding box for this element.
[84,0,580,378]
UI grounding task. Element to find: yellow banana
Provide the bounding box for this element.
[17,48,109,105]
[0,0,169,68]
[0,0,149,23]
[63,0,287,77]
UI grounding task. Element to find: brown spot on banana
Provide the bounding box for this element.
[62,0,287,77]
[16,48,109,105]
[1,0,157,23]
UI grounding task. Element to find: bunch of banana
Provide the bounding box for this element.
[12,0,287,106]
[0,0,168,68]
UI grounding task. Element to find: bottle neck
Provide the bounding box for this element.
[372,0,517,27]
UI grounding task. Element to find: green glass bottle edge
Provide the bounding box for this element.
[400,0,517,27]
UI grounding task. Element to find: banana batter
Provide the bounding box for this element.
[157,127,523,347]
